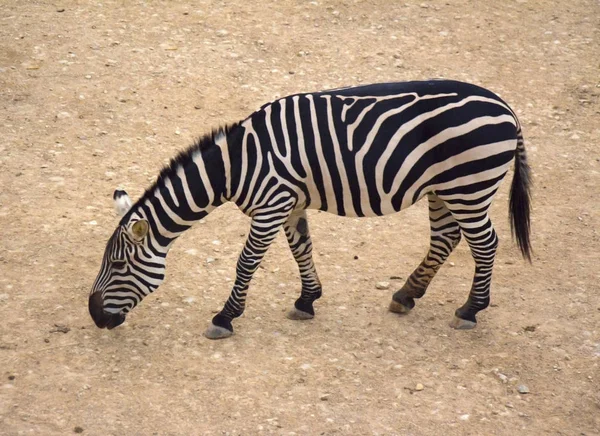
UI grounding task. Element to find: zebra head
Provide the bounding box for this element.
[89,190,166,329]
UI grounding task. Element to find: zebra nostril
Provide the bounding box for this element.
[89,292,126,329]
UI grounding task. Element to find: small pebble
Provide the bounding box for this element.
[517,384,530,394]
[320,394,329,401]
[415,383,424,391]
[375,281,390,290]
[49,324,70,334]
[73,426,84,433]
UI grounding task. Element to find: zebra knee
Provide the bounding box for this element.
[451,229,462,248]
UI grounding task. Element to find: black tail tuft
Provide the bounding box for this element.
[509,130,532,262]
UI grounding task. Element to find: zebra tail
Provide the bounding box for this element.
[509,128,532,262]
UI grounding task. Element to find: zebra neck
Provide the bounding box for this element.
[133,143,231,252]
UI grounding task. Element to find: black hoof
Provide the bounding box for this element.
[449,315,477,330]
[391,291,416,311]
[294,298,315,316]
[211,313,234,332]
[204,323,234,339]
[455,306,477,324]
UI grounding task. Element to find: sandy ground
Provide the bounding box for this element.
[1,1,599,435]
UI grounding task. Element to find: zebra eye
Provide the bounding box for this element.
[112,261,127,269]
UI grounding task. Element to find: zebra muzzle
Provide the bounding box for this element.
[89,292,126,330]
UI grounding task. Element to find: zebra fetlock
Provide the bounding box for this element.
[89,79,532,338]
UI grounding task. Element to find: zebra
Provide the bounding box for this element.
[89,79,532,339]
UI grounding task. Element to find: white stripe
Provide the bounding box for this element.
[322,95,355,216]
[143,199,180,240]
[176,166,205,213]
[154,190,196,226]
[191,152,215,205]
[163,178,179,208]
[386,113,517,202]
[407,157,514,210]
[215,131,231,200]
[263,103,304,183]
[306,94,337,213]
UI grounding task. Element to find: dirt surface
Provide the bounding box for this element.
[1,1,599,435]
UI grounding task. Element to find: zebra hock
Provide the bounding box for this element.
[89,80,532,339]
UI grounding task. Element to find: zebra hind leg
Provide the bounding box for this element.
[448,210,498,330]
[283,210,323,321]
[390,194,461,314]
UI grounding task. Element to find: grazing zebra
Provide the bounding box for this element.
[89,80,532,339]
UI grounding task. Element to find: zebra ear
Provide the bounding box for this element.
[113,189,132,217]
[130,219,149,241]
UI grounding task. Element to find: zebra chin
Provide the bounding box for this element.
[88,292,126,330]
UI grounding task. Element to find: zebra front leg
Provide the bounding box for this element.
[390,194,461,314]
[283,210,323,321]
[204,211,292,339]
[449,213,498,330]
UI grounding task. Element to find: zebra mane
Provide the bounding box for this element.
[122,122,239,222]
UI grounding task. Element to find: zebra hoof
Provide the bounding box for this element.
[286,307,314,320]
[389,299,413,314]
[449,316,477,330]
[204,323,234,340]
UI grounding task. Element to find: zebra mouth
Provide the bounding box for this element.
[89,292,127,329]
[104,312,126,330]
